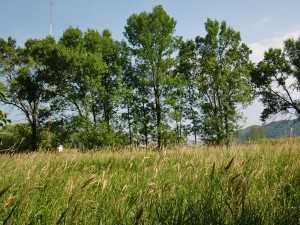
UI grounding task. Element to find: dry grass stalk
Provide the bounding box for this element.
[70,203,84,224]
[0,185,11,199]
[80,175,95,190]
[55,206,70,225]
[224,157,235,173]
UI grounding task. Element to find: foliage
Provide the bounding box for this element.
[251,36,300,121]
[0,124,33,152]
[124,5,182,148]
[7,6,300,148]
[0,86,11,127]
[177,40,202,144]
[249,125,266,140]
[53,28,123,149]
[0,110,10,127]
[0,36,60,151]
[186,19,253,145]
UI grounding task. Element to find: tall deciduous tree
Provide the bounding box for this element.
[194,19,253,145]
[0,36,57,151]
[251,37,300,122]
[57,27,105,123]
[56,27,122,148]
[95,29,122,127]
[119,41,154,145]
[124,5,180,148]
[178,39,202,144]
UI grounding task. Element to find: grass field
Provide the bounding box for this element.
[0,138,299,224]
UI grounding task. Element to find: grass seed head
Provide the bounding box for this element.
[224,157,235,173]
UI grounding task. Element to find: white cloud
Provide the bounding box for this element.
[249,30,300,63]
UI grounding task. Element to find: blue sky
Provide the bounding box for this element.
[1,0,300,127]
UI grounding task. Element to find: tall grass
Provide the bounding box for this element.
[0,138,299,224]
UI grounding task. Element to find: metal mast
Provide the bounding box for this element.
[50,0,53,36]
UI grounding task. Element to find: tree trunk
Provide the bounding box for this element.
[127,106,132,144]
[191,108,197,145]
[154,87,161,149]
[179,120,182,144]
[142,102,148,146]
[224,105,230,146]
[31,117,38,151]
[92,103,97,128]
[103,100,110,127]
[176,120,179,144]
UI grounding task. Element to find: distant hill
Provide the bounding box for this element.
[239,119,300,142]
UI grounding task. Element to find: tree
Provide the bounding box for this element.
[251,37,300,122]
[119,41,153,145]
[55,27,123,148]
[193,19,253,145]
[0,36,57,151]
[93,29,122,127]
[124,5,180,148]
[166,85,187,144]
[249,125,265,141]
[57,27,104,124]
[178,39,202,144]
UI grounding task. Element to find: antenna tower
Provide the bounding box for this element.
[50,0,53,35]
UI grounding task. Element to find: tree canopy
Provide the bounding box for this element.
[124,5,182,148]
[180,19,253,145]
[1,5,299,151]
[251,37,300,122]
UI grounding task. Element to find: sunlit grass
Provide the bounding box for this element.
[0,138,299,224]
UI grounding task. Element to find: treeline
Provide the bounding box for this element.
[1,5,299,151]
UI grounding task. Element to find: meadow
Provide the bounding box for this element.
[0,138,299,224]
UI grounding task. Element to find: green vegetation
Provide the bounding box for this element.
[1,4,299,224]
[124,5,181,148]
[180,19,253,145]
[1,5,300,150]
[251,38,300,122]
[0,139,299,224]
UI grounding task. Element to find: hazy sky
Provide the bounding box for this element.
[1,0,300,127]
